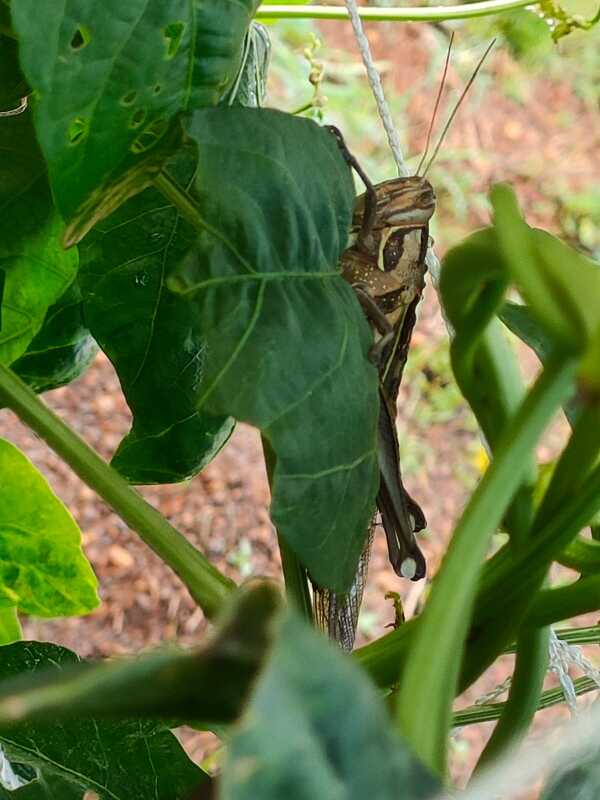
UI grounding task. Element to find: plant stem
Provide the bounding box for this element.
[454,675,598,728]
[475,626,549,771]
[261,437,313,621]
[256,0,533,22]
[394,356,576,776]
[526,575,600,628]
[0,364,234,618]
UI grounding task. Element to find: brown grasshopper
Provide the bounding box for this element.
[312,37,494,651]
[312,138,434,650]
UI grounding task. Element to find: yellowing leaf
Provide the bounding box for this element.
[0,438,98,617]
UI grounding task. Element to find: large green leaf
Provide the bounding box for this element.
[0,29,27,109]
[221,609,439,800]
[11,282,98,394]
[0,583,280,726]
[79,148,234,484]
[0,607,21,646]
[0,777,84,799]
[169,108,379,593]
[541,750,600,799]
[0,438,98,617]
[77,17,270,484]
[0,96,78,366]
[0,642,209,799]
[12,0,261,223]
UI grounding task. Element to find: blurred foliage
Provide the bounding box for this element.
[556,189,600,259]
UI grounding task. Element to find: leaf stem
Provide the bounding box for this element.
[394,356,576,776]
[256,1,534,22]
[0,364,234,618]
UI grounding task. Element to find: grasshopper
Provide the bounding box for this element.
[312,37,494,651]
[312,138,434,650]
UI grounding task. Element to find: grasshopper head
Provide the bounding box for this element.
[374,176,436,229]
[351,176,435,244]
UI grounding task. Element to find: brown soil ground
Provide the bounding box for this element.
[2,19,599,792]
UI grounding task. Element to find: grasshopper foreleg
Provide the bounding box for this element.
[325,125,378,250]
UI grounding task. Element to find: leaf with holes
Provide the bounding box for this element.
[169,107,379,593]
[0,76,78,366]
[221,609,439,800]
[0,642,209,799]
[11,282,98,394]
[79,147,234,484]
[0,438,98,617]
[11,0,261,228]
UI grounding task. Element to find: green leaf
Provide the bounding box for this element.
[168,108,379,593]
[491,184,600,354]
[0,31,27,109]
[0,437,98,616]
[0,606,21,646]
[0,103,78,367]
[12,0,261,224]
[500,300,555,363]
[221,609,439,800]
[541,749,600,799]
[79,147,234,484]
[0,583,280,726]
[0,642,209,800]
[11,283,98,394]
[500,300,581,424]
[0,774,84,799]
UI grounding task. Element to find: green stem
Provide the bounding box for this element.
[458,459,600,691]
[153,171,203,229]
[453,675,598,728]
[558,537,600,572]
[261,437,313,621]
[0,364,234,618]
[256,0,534,22]
[394,356,576,776]
[475,625,549,771]
[526,575,600,628]
[550,625,600,647]
[532,404,600,532]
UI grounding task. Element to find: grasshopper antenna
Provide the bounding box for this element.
[415,32,454,177]
[422,38,496,178]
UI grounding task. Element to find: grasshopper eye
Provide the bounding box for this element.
[382,230,405,272]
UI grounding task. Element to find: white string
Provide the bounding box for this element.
[342,0,408,178]
[342,0,442,289]
[548,628,600,714]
